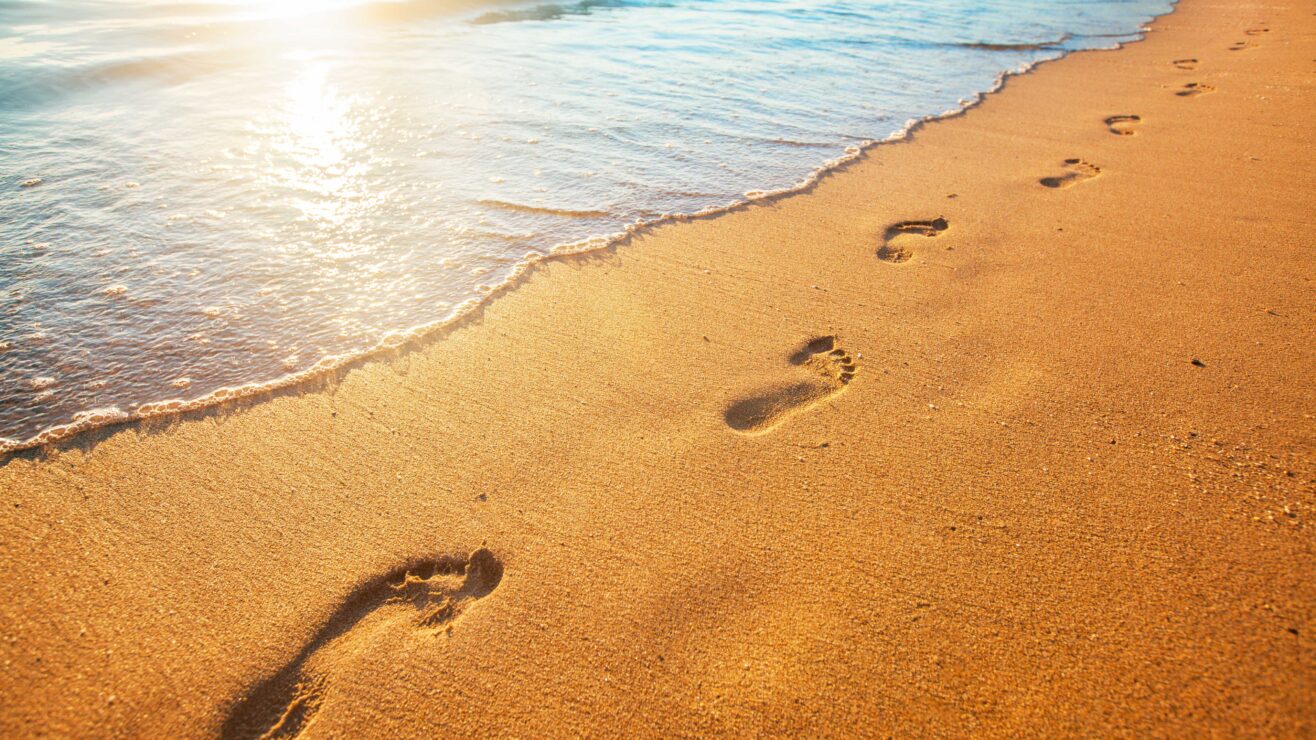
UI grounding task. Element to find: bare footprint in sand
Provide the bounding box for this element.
[1172,58,1198,70]
[1105,115,1142,136]
[877,217,949,262]
[724,336,858,433]
[1176,82,1216,97]
[1039,158,1101,189]
[1230,29,1266,51]
[223,549,503,740]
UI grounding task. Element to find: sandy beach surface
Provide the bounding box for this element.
[2,0,1313,735]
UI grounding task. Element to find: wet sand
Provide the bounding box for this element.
[1,0,1313,735]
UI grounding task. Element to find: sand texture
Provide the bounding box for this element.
[1,0,1313,736]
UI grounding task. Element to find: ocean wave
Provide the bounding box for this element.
[950,35,1072,52]
[470,0,668,25]
[477,199,610,218]
[0,50,233,109]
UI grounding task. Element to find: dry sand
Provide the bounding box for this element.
[2,0,1313,735]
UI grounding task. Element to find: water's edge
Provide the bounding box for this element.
[0,1,1179,460]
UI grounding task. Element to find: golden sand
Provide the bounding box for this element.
[1,0,1312,735]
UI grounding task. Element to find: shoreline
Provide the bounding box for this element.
[0,6,1178,459]
[2,0,1313,736]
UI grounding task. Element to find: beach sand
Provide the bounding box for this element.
[1,0,1312,735]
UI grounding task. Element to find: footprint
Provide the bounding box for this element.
[1172,58,1198,70]
[1105,114,1142,136]
[1245,27,1269,36]
[1229,40,1255,51]
[724,336,857,433]
[1039,158,1101,189]
[1176,82,1216,97]
[223,549,504,740]
[877,217,949,262]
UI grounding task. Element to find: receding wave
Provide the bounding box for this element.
[471,0,663,25]
[768,138,838,150]
[0,50,233,109]
[477,199,610,218]
[951,35,1072,52]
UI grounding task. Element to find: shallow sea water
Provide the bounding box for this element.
[0,0,1173,447]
